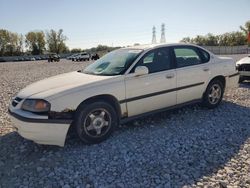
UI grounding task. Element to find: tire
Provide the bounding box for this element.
[74,101,118,144]
[202,79,224,109]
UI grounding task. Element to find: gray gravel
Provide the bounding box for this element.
[0,57,250,188]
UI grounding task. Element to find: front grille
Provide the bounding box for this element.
[238,64,250,71]
[12,97,23,107]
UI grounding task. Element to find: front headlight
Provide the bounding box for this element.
[21,99,51,113]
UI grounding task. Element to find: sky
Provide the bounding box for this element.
[0,0,249,49]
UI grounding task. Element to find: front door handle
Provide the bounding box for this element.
[166,73,175,79]
[203,67,210,72]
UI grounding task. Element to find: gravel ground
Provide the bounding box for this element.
[0,56,250,188]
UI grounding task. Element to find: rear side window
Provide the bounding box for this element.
[174,47,202,68]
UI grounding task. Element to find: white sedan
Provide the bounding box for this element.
[9,43,239,146]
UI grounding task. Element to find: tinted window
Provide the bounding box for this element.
[132,48,172,73]
[174,47,202,68]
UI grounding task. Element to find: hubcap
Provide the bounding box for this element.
[83,109,111,137]
[208,84,222,105]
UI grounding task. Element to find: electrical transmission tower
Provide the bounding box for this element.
[152,26,157,44]
[160,23,166,43]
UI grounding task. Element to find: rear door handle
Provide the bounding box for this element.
[203,67,210,72]
[166,73,175,79]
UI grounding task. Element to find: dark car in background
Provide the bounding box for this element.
[91,53,100,60]
[0,58,6,62]
[48,54,60,62]
[24,57,31,61]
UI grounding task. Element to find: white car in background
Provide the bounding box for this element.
[9,43,239,146]
[236,55,250,82]
[73,52,90,61]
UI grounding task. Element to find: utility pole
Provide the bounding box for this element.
[160,23,166,43]
[152,26,157,44]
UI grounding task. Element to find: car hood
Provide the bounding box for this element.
[17,71,114,99]
[236,56,250,65]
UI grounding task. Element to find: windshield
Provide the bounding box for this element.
[82,49,142,76]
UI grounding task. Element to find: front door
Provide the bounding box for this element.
[124,47,177,117]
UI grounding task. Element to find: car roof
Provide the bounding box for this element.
[123,43,205,51]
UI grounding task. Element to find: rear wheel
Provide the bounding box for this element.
[202,80,224,109]
[74,101,118,144]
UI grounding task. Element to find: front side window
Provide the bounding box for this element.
[82,49,142,76]
[131,48,172,73]
[174,47,202,68]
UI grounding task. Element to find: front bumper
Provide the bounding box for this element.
[8,109,72,147]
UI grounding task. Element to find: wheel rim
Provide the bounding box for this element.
[83,108,111,138]
[208,83,222,105]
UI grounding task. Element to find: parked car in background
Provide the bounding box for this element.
[236,55,250,82]
[41,56,47,60]
[91,53,100,60]
[48,54,60,62]
[0,58,6,62]
[67,54,79,60]
[73,52,90,61]
[18,57,24,61]
[8,43,239,146]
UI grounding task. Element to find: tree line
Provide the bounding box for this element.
[180,21,250,46]
[70,45,121,57]
[0,29,68,56]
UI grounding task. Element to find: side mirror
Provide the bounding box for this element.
[134,66,149,76]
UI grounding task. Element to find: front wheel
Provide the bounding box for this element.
[202,80,224,109]
[74,101,118,144]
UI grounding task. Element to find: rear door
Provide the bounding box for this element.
[173,46,210,104]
